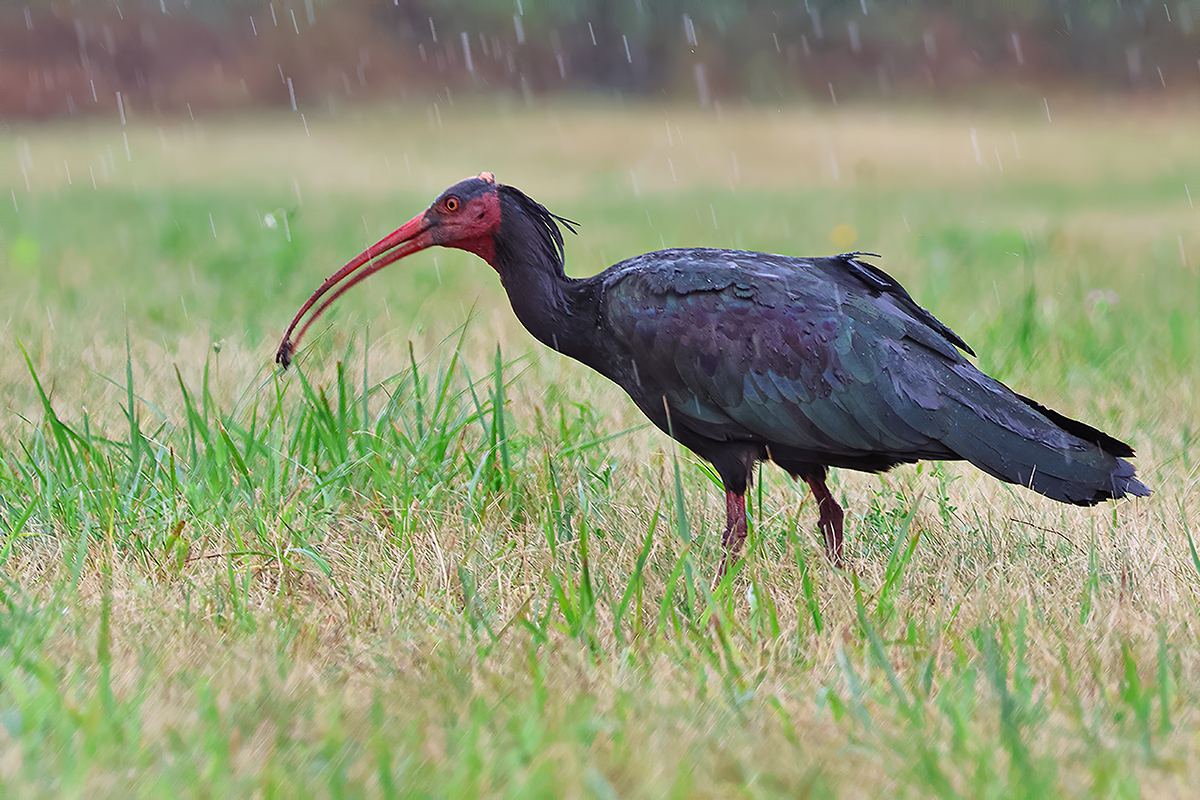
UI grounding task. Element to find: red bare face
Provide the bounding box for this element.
[276,172,503,368]
[425,180,501,266]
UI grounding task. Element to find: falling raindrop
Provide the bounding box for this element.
[665,119,673,146]
[270,2,277,26]
[116,91,126,124]
[668,158,676,181]
[630,169,640,196]
[847,21,861,54]
[290,9,299,34]
[995,148,1003,172]
[623,35,632,63]
[64,161,71,185]
[90,79,97,102]
[1043,97,1052,122]
[1158,67,1166,87]
[513,15,524,45]
[462,32,474,73]
[588,23,596,46]
[209,213,217,239]
[828,82,837,105]
[288,78,297,110]
[773,33,780,53]
[1011,131,1021,158]
[301,113,309,136]
[970,128,981,164]
[684,14,696,46]
[123,131,131,161]
[710,204,718,229]
[730,151,740,182]
[24,6,32,29]
[1186,184,1193,208]
[11,190,17,212]
[429,17,437,43]
[1011,32,1024,66]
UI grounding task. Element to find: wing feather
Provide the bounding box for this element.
[602,250,952,463]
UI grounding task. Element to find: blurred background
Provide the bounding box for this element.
[1,7,1198,793]
[6,0,1200,118]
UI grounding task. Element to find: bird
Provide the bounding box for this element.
[276,172,1149,577]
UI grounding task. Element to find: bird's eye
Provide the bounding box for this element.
[444,197,460,212]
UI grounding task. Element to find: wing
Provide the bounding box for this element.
[599,249,963,467]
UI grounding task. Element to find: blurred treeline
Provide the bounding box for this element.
[5,0,1199,119]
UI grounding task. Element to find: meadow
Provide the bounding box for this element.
[0,95,1198,796]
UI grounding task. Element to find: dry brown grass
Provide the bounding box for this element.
[1,96,1197,795]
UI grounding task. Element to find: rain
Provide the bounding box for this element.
[0,1,1196,795]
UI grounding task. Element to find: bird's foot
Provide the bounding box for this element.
[817,504,845,568]
[803,471,845,569]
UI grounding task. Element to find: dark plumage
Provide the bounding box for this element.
[278,174,1150,575]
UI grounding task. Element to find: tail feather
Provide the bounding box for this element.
[1015,392,1135,458]
[887,359,1150,506]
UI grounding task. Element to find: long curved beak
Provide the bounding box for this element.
[276,212,432,368]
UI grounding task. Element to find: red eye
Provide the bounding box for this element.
[444,197,460,212]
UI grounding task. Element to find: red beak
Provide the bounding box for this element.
[276,212,432,368]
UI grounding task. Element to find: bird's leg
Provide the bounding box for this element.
[804,472,845,567]
[713,490,748,587]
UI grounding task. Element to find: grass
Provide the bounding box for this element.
[1,95,1198,796]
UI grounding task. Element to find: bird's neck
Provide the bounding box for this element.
[495,249,587,356]
[486,207,597,360]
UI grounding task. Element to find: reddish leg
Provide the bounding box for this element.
[804,472,845,567]
[713,490,748,586]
